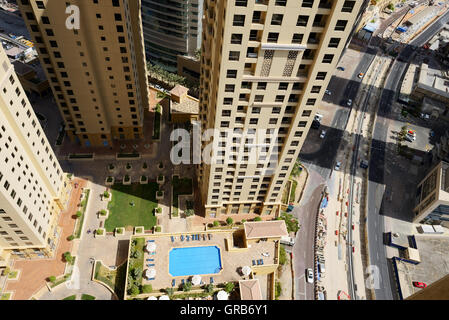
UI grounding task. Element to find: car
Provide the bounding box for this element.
[358,72,364,79]
[337,66,345,71]
[413,281,427,289]
[405,135,415,142]
[320,130,326,139]
[306,268,314,284]
[311,120,321,129]
[325,89,331,95]
[334,161,341,171]
[360,160,369,169]
[347,99,352,106]
[420,113,430,119]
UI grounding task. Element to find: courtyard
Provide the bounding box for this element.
[105,183,159,232]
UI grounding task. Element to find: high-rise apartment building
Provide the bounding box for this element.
[0,46,68,258]
[18,0,150,147]
[142,0,203,72]
[197,0,362,218]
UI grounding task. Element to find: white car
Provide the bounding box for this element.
[334,161,341,171]
[307,268,314,284]
[347,99,352,106]
[325,89,331,95]
[320,130,326,139]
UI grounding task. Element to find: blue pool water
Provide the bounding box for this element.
[169,246,222,277]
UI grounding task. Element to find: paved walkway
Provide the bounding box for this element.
[4,178,85,300]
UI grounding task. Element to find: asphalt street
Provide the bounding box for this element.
[367,9,449,300]
[300,46,378,179]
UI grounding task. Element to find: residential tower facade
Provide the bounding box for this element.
[197,0,362,218]
[18,0,150,147]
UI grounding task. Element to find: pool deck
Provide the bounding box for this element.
[141,231,276,290]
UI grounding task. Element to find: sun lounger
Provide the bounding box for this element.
[181,235,184,241]
[252,260,256,266]
[150,252,156,255]
[197,234,200,240]
[148,240,155,242]
[256,260,260,265]
[202,234,206,240]
[260,259,264,265]
[172,279,176,287]
[147,264,155,267]
[181,279,185,285]
[171,236,174,242]
[186,235,190,241]
[148,277,155,280]
[146,259,154,261]
[210,277,214,284]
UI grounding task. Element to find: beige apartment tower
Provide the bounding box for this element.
[0,45,69,261]
[197,0,362,218]
[18,0,149,147]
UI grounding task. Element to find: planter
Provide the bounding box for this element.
[158,162,164,170]
[142,163,148,171]
[98,209,109,219]
[156,191,164,200]
[157,175,165,185]
[108,164,115,172]
[154,207,163,216]
[103,191,112,202]
[105,177,115,186]
[123,176,131,185]
[134,226,145,235]
[140,176,148,185]
[114,227,125,237]
[125,163,132,171]
[95,228,105,238]
[154,225,162,233]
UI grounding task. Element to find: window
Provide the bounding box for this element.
[226,70,237,78]
[233,15,245,27]
[297,15,309,27]
[316,72,327,80]
[322,54,334,64]
[275,0,287,5]
[311,86,321,93]
[235,0,247,6]
[342,1,356,13]
[271,14,283,26]
[257,82,267,90]
[229,51,240,61]
[329,38,341,48]
[231,34,242,44]
[335,20,348,31]
[292,33,304,44]
[302,0,314,8]
[225,84,235,92]
[267,32,279,43]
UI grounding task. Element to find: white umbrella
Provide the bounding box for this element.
[242,266,251,276]
[145,268,156,279]
[159,295,170,300]
[191,275,201,286]
[217,290,229,300]
[147,296,157,300]
[146,242,156,252]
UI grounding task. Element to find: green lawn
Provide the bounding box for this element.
[172,176,193,216]
[81,294,96,300]
[62,295,76,300]
[105,183,159,232]
[0,293,11,300]
[94,261,127,299]
[152,104,162,140]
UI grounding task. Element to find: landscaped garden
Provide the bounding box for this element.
[104,183,159,232]
[127,237,146,296]
[74,189,91,239]
[172,176,193,217]
[152,104,162,140]
[94,261,127,299]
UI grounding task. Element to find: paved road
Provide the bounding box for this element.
[367,9,449,300]
[292,168,325,300]
[300,46,378,179]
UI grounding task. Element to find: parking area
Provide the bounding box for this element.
[394,235,449,299]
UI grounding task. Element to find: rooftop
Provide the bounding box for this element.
[238,279,262,300]
[171,96,199,115]
[244,221,288,239]
[170,84,189,97]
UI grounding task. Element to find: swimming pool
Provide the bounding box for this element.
[169,246,222,277]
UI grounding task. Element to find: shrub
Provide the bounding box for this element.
[185,209,194,217]
[48,276,56,283]
[213,221,220,227]
[226,217,233,225]
[103,191,110,198]
[254,216,262,222]
[116,228,123,234]
[183,281,192,292]
[96,229,104,235]
[142,162,148,169]
[155,226,161,232]
[141,284,152,294]
[99,210,107,216]
[275,282,282,299]
[67,235,75,241]
[129,285,140,296]
[241,219,247,224]
[108,164,114,170]
[126,163,132,169]
[106,177,113,182]
[158,161,163,169]
[156,207,162,213]
[75,211,82,218]
[224,282,234,293]
[166,287,175,296]
[279,246,287,265]
[63,252,73,264]
[125,175,130,181]
[205,284,214,294]
[157,191,163,197]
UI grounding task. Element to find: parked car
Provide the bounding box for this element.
[320,130,326,139]
[347,99,352,106]
[307,268,314,283]
[337,66,345,71]
[358,72,364,79]
[334,161,342,171]
[360,160,369,169]
[311,120,321,129]
[405,135,415,142]
[325,89,332,95]
[412,281,427,288]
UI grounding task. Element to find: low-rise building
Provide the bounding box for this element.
[413,161,449,225]
[169,85,199,123]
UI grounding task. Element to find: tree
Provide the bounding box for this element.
[48,276,56,283]
[241,219,247,224]
[67,235,75,241]
[226,217,234,226]
[213,221,220,227]
[103,191,110,198]
[141,284,152,293]
[129,285,140,296]
[279,246,287,265]
[132,267,142,279]
[254,216,262,222]
[183,281,192,292]
[63,252,73,264]
[224,282,234,293]
[75,211,82,218]
[205,284,214,294]
[185,209,194,217]
[166,287,175,297]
